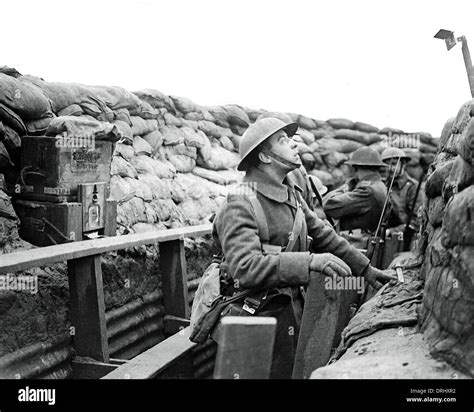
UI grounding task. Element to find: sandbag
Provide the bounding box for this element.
[159,125,185,145]
[114,142,135,162]
[0,74,53,119]
[0,103,27,135]
[116,196,147,227]
[185,111,206,122]
[300,153,316,170]
[327,118,355,130]
[133,136,153,156]
[163,112,183,127]
[0,123,21,164]
[46,116,122,142]
[57,104,83,117]
[427,196,445,227]
[196,146,240,171]
[419,143,438,154]
[440,117,455,147]
[312,129,331,140]
[25,117,54,134]
[336,139,364,153]
[198,120,232,139]
[142,129,163,153]
[0,142,12,170]
[295,141,312,155]
[207,105,230,128]
[219,135,235,152]
[159,143,197,160]
[297,115,316,130]
[309,169,334,187]
[170,95,201,114]
[452,99,474,134]
[131,156,176,179]
[114,120,133,141]
[150,198,181,222]
[111,156,138,179]
[223,104,250,127]
[170,173,209,202]
[133,89,176,112]
[115,108,132,125]
[425,160,455,199]
[129,101,160,120]
[131,222,158,233]
[125,176,153,202]
[443,133,460,156]
[323,151,348,169]
[130,116,158,136]
[168,155,196,173]
[332,129,371,145]
[192,166,242,186]
[458,118,474,165]
[109,175,135,203]
[354,121,379,133]
[86,85,142,111]
[441,186,474,247]
[181,127,209,149]
[311,138,341,153]
[442,155,474,200]
[137,174,172,200]
[298,129,315,146]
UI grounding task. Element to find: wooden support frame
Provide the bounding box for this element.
[159,238,190,324]
[68,255,109,362]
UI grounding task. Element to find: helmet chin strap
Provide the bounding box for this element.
[260,148,301,170]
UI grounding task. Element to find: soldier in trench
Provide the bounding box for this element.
[212,117,397,378]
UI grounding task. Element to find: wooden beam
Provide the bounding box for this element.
[71,357,118,379]
[213,317,276,379]
[159,239,190,322]
[102,327,196,379]
[0,224,212,274]
[68,255,109,362]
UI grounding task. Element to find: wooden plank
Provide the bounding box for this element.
[292,274,343,379]
[102,327,197,379]
[0,224,212,274]
[68,255,109,362]
[71,358,118,379]
[213,317,277,379]
[159,239,190,321]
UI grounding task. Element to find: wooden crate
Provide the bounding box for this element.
[19,136,113,203]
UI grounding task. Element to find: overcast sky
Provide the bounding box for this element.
[3,0,474,135]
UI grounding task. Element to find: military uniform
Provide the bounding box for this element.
[387,171,423,232]
[286,166,328,220]
[323,173,387,232]
[212,167,370,378]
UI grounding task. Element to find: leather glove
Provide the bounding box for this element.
[363,265,398,290]
[309,253,352,278]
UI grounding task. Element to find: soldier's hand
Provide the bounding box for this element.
[363,266,398,290]
[309,253,352,278]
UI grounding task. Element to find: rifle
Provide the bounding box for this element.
[366,156,401,268]
[403,170,426,250]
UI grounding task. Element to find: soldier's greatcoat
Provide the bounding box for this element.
[212,167,370,378]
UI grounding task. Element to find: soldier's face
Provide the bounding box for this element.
[265,130,301,166]
[385,159,404,178]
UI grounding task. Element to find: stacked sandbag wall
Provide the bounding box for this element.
[418,99,474,376]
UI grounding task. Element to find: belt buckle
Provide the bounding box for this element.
[242,297,258,314]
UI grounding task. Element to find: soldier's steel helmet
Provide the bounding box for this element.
[381,147,411,162]
[345,146,386,167]
[237,117,298,171]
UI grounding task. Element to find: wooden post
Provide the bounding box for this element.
[213,317,277,379]
[67,254,109,362]
[459,36,474,98]
[159,238,190,332]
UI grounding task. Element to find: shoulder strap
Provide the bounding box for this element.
[287,190,308,252]
[246,194,270,244]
